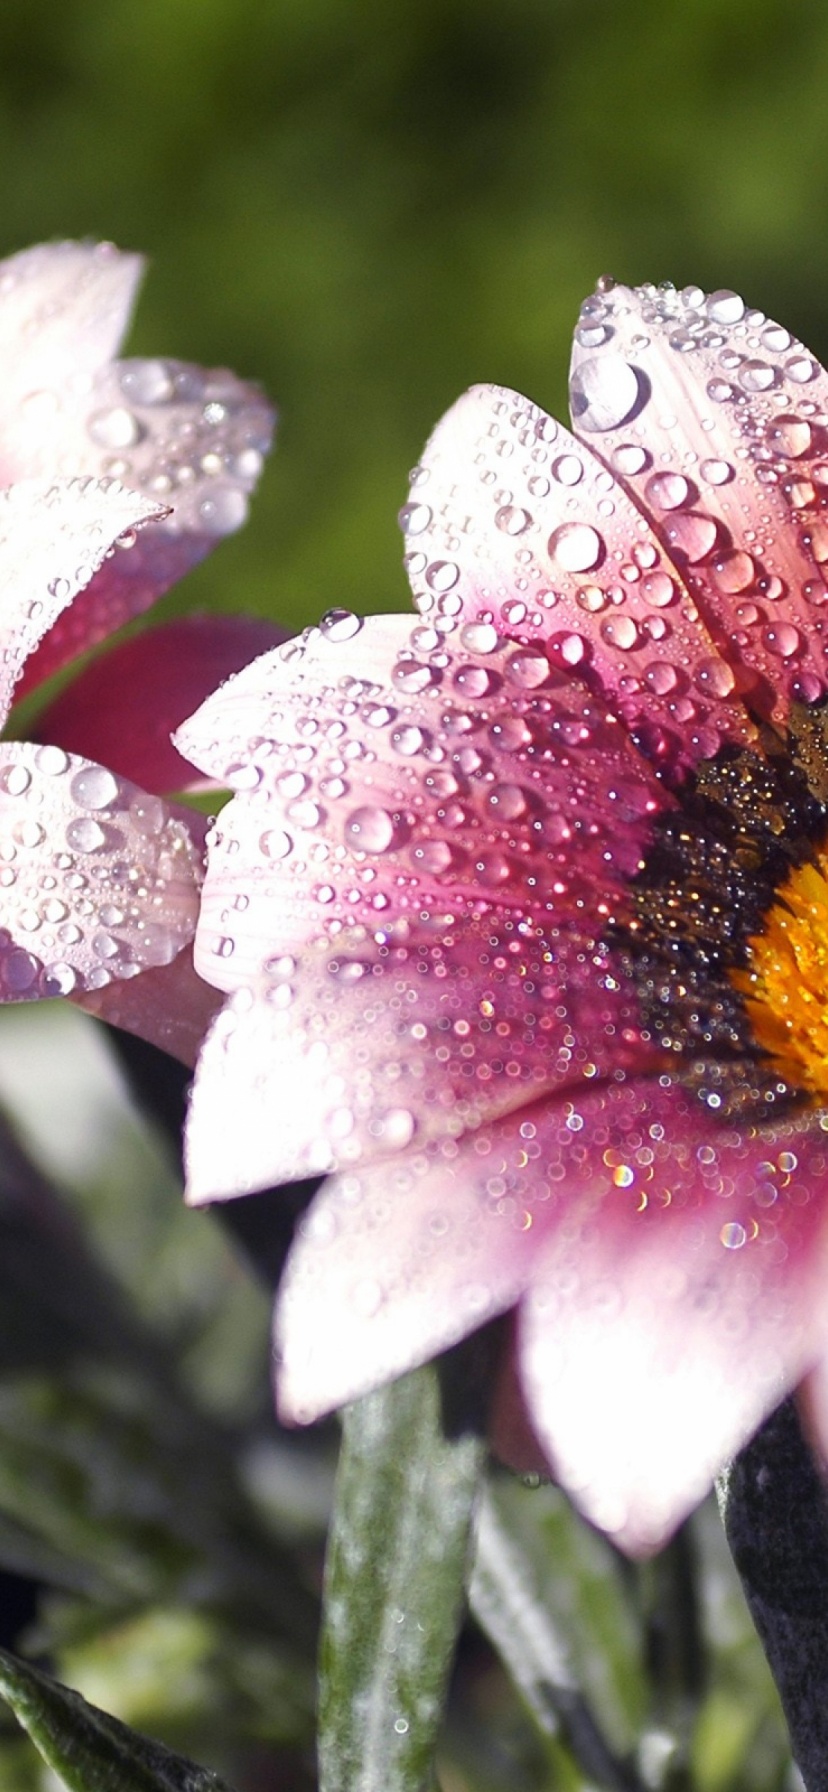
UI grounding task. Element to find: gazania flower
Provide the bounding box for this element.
[0,240,273,1062]
[179,278,828,1553]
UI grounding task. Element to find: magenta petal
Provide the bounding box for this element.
[37,614,287,794]
[0,241,142,484]
[570,281,828,719]
[18,358,274,691]
[0,479,164,730]
[403,384,753,775]
[0,744,203,1001]
[75,943,222,1067]
[518,1079,828,1553]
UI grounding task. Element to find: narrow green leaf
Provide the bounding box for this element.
[0,1647,237,1792]
[319,1361,485,1792]
[470,1485,646,1792]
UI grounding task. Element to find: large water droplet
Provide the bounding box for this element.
[570,356,643,432]
[319,608,363,642]
[345,805,398,853]
[706,290,745,325]
[548,522,604,572]
[70,766,119,809]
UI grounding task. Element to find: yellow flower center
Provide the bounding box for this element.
[733,850,828,1096]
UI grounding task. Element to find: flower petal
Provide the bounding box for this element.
[0,478,164,729]
[177,612,668,994]
[518,1079,828,1553]
[569,280,828,718]
[17,358,274,691]
[0,743,203,1000]
[0,241,142,474]
[274,1096,580,1425]
[75,943,222,1067]
[36,614,286,795]
[183,918,660,1200]
[403,383,752,776]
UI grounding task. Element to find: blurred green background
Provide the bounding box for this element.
[2,0,827,638]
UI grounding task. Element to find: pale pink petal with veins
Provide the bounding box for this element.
[403,384,753,776]
[177,612,668,996]
[0,478,164,729]
[184,917,661,1200]
[276,1075,828,1553]
[0,741,204,1003]
[519,1081,828,1552]
[569,281,828,718]
[0,241,273,692]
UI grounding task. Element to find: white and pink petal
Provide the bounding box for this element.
[177,612,669,992]
[18,357,274,691]
[0,742,204,1001]
[184,917,661,1201]
[569,280,828,719]
[403,383,753,777]
[518,1079,828,1552]
[0,478,164,729]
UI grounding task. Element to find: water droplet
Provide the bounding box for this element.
[569,355,642,432]
[120,359,175,404]
[600,615,639,650]
[665,511,718,563]
[738,359,777,393]
[720,1221,747,1249]
[699,458,734,486]
[645,661,679,694]
[785,356,818,384]
[88,406,143,449]
[706,290,745,324]
[711,551,755,595]
[425,560,459,593]
[398,502,432,536]
[70,766,119,809]
[0,764,31,796]
[345,805,398,853]
[460,621,499,654]
[612,443,648,476]
[763,623,801,659]
[640,570,676,607]
[260,828,293,859]
[495,504,532,535]
[319,608,363,642]
[548,522,603,572]
[644,471,690,511]
[34,745,69,776]
[552,453,584,485]
[766,414,813,458]
[507,646,550,688]
[487,782,528,819]
[695,659,736,697]
[198,487,249,534]
[65,818,106,852]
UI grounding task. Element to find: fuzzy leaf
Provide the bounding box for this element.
[0,1646,237,1790]
[319,1362,485,1792]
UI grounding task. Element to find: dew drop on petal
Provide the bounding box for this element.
[644,472,690,511]
[319,608,363,642]
[345,805,398,853]
[569,355,642,433]
[706,290,745,324]
[70,766,120,810]
[260,829,293,860]
[548,522,604,572]
[711,551,755,595]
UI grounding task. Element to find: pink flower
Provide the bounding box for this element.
[178,278,828,1552]
[0,240,274,1063]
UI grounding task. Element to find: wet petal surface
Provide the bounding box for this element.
[569,281,828,718]
[403,383,753,776]
[0,742,203,1000]
[0,478,163,729]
